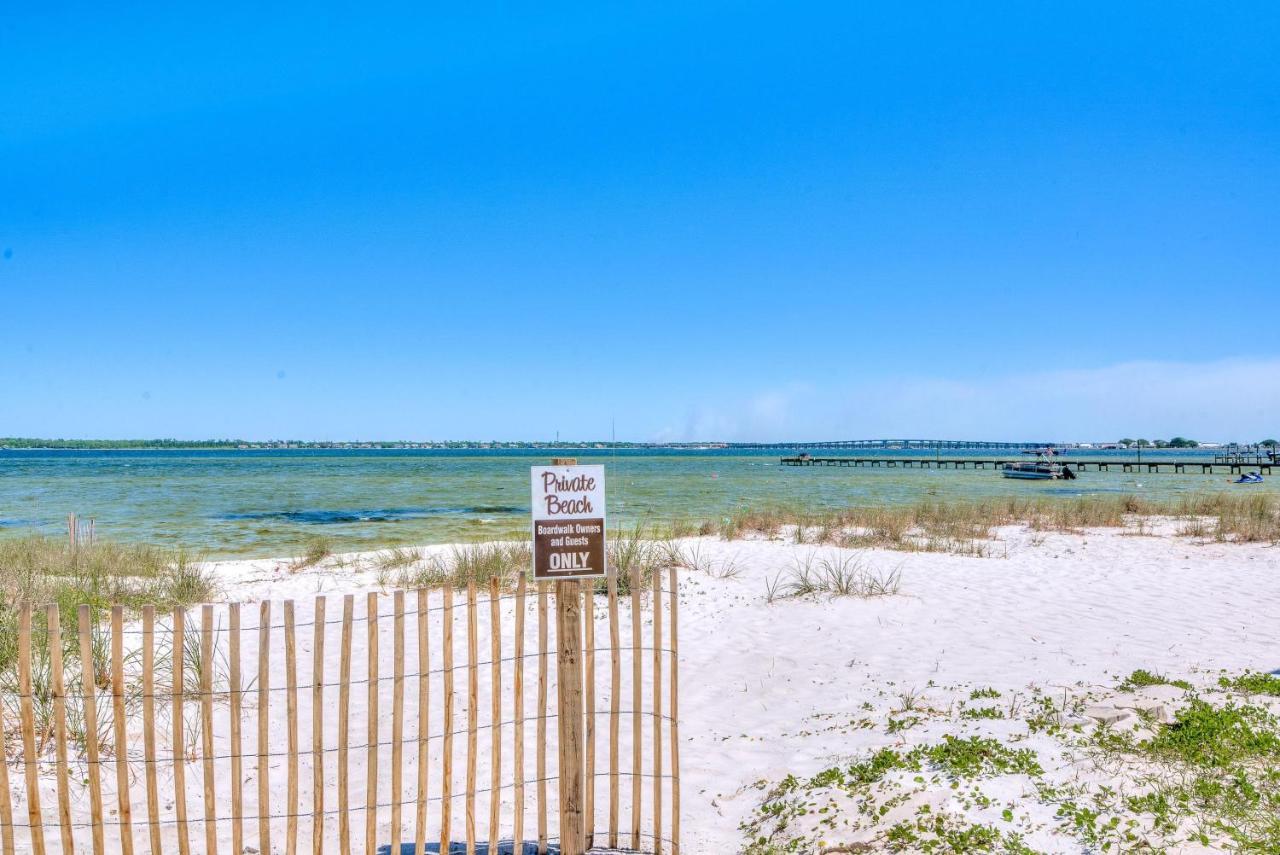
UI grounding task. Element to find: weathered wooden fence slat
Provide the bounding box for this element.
[489,577,502,855]
[229,603,244,855]
[366,592,380,855]
[414,589,430,855]
[391,590,406,854]
[199,605,218,855]
[465,581,478,855]
[608,567,621,849]
[630,570,643,851]
[513,574,527,852]
[169,607,189,855]
[19,606,47,855]
[652,574,664,855]
[257,601,271,855]
[284,600,300,855]
[670,567,682,855]
[49,605,76,855]
[338,594,354,855]
[141,605,160,855]
[311,596,326,855]
[440,585,454,853]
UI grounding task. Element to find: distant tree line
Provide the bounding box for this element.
[0,437,714,450]
[1117,437,1277,449]
[0,438,249,449]
[1117,437,1200,448]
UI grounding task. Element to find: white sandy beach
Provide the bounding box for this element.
[5,520,1279,854]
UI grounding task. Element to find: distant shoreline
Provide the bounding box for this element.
[4,437,1263,451]
[0,439,728,451]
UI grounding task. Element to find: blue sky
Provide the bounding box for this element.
[2,3,1277,442]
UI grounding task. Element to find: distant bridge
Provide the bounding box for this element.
[726,438,1065,451]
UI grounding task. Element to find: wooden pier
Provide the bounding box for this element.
[780,456,1275,475]
[737,438,1064,451]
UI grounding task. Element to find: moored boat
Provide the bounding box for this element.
[1002,450,1076,480]
[1002,460,1063,480]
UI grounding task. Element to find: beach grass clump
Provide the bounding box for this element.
[1167,492,1280,543]
[289,535,333,570]
[665,541,742,580]
[166,549,217,607]
[0,640,58,748]
[719,505,803,541]
[0,535,218,757]
[387,541,532,591]
[665,518,702,539]
[600,524,671,596]
[373,546,424,584]
[1202,493,1280,543]
[1177,517,1212,538]
[448,541,531,588]
[0,535,216,671]
[765,551,902,602]
[1023,494,1148,531]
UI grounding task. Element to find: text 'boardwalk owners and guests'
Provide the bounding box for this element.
[530,464,607,580]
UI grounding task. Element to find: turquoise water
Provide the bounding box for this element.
[0,448,1271,557]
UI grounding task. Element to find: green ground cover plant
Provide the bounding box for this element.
[741,670,1280,853]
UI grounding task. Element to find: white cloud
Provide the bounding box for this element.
[657,358,1280,443]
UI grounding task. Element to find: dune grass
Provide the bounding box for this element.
[289,535,334,570]
[709,492,1280,554]
[0,535,217,671]
[0,534,219,756]
[764,551,902,603]
[382,541,533,590]
[381,524,672,596]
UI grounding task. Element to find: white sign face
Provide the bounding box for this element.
[530,464,607,580]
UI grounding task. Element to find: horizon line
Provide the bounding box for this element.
[4,436,1270,449]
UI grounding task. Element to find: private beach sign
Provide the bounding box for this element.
[531,463,606,580]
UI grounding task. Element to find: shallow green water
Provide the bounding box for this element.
[0,448,1271,557]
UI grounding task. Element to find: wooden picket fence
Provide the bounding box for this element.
[0,568,679,854]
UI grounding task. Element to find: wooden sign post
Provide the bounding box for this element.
[532,458,607,855]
